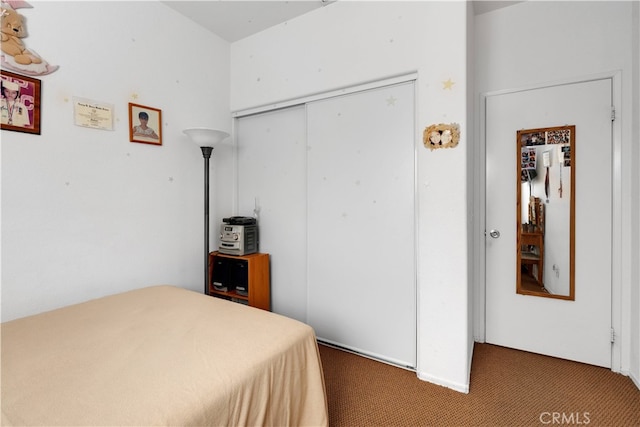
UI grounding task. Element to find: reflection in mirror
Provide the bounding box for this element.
[516,125,575,300]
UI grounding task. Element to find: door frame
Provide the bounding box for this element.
[473,71,623,372]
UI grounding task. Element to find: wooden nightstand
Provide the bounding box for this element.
[208,251,270,311]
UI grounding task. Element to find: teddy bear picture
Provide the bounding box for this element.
[1,0,58,76]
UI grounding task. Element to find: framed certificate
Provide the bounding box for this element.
[73,97,114,131]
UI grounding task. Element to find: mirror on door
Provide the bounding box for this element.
[516,125,575,300]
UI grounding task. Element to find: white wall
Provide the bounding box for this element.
[1,1,232,321]
[475,1,639,380]
[231,1,472,392]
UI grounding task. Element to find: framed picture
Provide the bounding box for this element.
[1,70,41,134]
[128,102,162,145]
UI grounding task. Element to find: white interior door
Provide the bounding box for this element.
[306,82,416,368]
[485,79,612,368]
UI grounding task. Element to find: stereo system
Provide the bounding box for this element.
[218,216,258,256]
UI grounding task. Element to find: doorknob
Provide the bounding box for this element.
[489,229,501,239]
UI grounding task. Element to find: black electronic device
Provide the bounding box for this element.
[222,216,257,225]
[230,260,249,296]
[210,256,248,295]
[211,256,232,292]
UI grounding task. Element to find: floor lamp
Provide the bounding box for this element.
[183,128,230,295]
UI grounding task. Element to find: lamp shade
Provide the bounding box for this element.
[183,128,229,147]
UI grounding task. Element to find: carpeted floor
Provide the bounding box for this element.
[318,342,640,426]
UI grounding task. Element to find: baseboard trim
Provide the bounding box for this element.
[629,370,640,391]
[417,371,470,394]
[317,339,416,371]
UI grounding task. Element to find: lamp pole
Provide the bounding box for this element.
[183,128,229,296]
[201,146,213,296]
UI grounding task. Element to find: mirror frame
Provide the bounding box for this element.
[516,125,575,300]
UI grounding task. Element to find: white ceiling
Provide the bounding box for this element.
[473,1,523,16]
[162,1,329,43]
[162,1,523,43]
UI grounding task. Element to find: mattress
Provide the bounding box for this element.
[1,285,328,426]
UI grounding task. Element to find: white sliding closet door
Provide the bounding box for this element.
[236,106,308,322]
[306,82,416,368]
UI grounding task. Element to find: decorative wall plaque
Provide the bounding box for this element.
[423,123,460,150]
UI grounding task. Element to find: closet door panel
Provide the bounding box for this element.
[236,106,307,322]
[306,82,416,367]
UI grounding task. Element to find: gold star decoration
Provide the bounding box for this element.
[442,79,455,90]
[131,93,139,100]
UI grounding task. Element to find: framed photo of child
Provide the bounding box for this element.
[1,70,41,135]
[128,102,162,145]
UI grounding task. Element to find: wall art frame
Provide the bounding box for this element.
[128,102,162,146]
[1,70,41,135]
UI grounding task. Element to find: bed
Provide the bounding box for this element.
[1,285,328,426]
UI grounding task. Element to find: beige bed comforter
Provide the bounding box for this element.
[1,285,328,426]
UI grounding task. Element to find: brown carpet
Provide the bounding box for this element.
[318,342,640,427]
